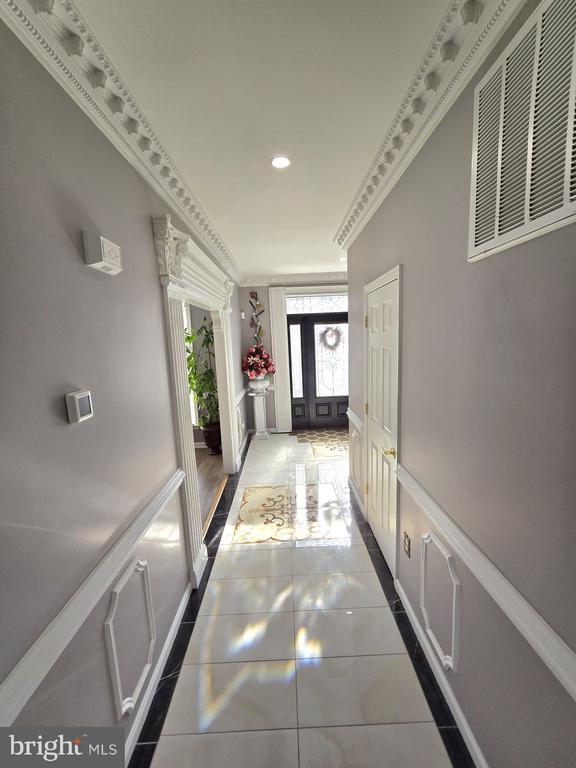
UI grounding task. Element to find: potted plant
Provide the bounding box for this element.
[242,343,276,391]
[185,319,221,454]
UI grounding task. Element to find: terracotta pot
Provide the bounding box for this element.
[202,423,222,455]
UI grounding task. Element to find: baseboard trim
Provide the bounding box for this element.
[192,544,209,588]
[397,463,576,703]
[125,582,192,762]
[0,469,185,726]
[349,476,366,519]
[237,429,250,468]
[394,578,489,768]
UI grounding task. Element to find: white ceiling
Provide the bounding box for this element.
[75,0,448,277]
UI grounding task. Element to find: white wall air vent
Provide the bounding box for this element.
[469,0,576,261]
[83,231,122,275]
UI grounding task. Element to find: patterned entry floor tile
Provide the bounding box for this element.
[294,429,349,459]
[233,484,352,544]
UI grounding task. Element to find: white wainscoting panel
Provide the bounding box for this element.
[346,408,365,516]
[420,532,461,672]
[104,559,157,720]
[125,582,192,761]
[0,470,184,726]
[395,579,489,768]
[397,463,576,703]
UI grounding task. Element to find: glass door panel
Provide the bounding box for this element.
[313,323,349,397]
[289,324,304,398]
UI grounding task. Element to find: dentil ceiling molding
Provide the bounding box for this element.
[0,0,240,282]
[334,0,527,250]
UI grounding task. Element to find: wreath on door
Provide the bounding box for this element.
[319,326,343,351]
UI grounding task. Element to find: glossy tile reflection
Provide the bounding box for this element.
[132,432,470,768]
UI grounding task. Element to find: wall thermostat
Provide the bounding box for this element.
[65,390,94,423]
[83,230,122,275]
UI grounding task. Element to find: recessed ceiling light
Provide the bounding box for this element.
[271,156,291,169]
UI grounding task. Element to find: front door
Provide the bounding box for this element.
[365,273,399,573]
[288,312,349,429]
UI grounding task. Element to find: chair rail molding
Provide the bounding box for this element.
[104,559,157,721]
[0,0,240,282]
[0,470,184,726]
[420,531,461,672]
[397,463,576,703]
[334,0,527,250]
[346,407,364,434]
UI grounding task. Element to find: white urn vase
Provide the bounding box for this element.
[247,375,270,393]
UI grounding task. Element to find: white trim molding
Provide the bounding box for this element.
[268,286,292,433]
[125,583,192,762]
[242,272,347,287]
[395,578,489,768]
[346,407,364,434]
[346,407,365,517]
[104,559,157,720]
[335,0,527,250]
[0,470,184,726]
[397,463,576,703]
[0,0,240,282]
[420,531,461,672]
[153,215,238,584]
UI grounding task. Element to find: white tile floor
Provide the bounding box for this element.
[151,434,452,768]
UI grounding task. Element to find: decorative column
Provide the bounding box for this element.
[212,297,240,473]
[163,294,207,586]
[153,216,207,587]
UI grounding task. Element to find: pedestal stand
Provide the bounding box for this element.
[249,390,270,440]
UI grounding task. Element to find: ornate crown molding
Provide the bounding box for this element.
[0,0,240,282]
[241,271,348,287]
[334,0,526,250]
[153,214,234,310]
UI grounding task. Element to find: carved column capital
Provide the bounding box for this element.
[153,215,182,282]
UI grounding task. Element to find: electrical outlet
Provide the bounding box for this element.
[403,531,411,558]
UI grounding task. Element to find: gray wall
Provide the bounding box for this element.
[348,1,576,765]
[0,23,189,731]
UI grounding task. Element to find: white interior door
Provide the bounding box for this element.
[365,272,399,574]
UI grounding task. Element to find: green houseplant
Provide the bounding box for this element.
[184,319,221,454]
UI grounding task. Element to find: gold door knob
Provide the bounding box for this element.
[384,447,397,458]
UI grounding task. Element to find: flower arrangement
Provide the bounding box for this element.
[242,344,276,380]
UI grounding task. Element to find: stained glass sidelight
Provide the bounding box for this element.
[286,294,348,315]
[314,323,348,397]
[289,324,304,398]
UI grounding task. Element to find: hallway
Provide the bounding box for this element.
[131,433,471,768]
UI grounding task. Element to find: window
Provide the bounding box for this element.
[314,323,349,397]
[469,0,576,261]
[286,294,348,314]
[289,324,304,398]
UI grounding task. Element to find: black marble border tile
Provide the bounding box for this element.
[127,439,250,768]
[348,489,474,768]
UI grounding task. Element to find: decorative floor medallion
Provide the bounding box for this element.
[233,483,351,544]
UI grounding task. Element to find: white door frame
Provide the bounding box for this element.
[363,264,402,576]
[270,284,349,433]
[153,215,239,586]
